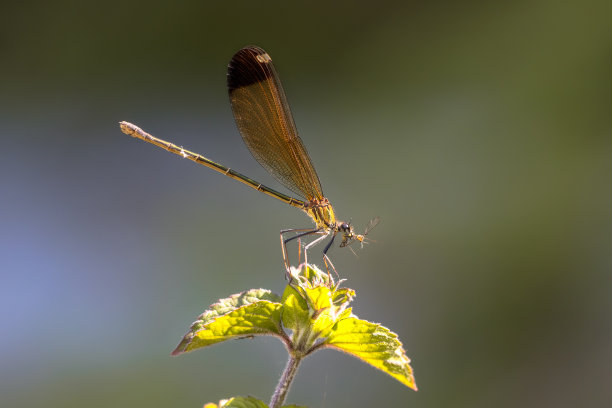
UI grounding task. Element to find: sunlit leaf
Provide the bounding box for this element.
[281,284,309,331]
[221,395,268,407]
[316,307,353,338]
[331,287,355,306]
[172,289,283,355]
[324,317,417,390]
[305,286,332,311]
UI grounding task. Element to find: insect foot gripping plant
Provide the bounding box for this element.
[172,264,417,408]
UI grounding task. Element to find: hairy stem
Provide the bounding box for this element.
[269,353,302,408]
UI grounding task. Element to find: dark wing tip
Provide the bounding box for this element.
[227,46,274,93]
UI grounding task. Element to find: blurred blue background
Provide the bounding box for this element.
[1,1,611,407]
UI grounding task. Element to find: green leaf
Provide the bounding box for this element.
[316,307,353,338]
[206,396,306,408]
[172,289,283,355]
[324,317,417,390]
[289,263,331,288]
[221,396,268,408]
[281,284,309,331]
[331,287,355,306]
[303,286,335,336]
[305,286,332,311]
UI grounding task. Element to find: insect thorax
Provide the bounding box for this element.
[303,197,337,230]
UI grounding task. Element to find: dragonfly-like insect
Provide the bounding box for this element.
[120,46,377,275]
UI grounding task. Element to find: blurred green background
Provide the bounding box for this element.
[1,1,611,407]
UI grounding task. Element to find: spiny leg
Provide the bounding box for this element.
[303,230,331,265]
[280,228,322,276]
[280,228,315,271]
[320,232,338,279]
[323,253,339,280]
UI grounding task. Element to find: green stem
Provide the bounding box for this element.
[269,353,302,408]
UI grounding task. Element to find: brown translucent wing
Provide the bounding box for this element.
[227,46,323,201]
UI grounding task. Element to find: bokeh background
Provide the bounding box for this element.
[1,1,611,407]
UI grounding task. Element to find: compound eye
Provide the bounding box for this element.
[340,222,350,232]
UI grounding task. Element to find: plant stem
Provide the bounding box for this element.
[269,353,302,408]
